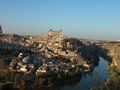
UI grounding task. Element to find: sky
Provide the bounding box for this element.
[0,0,120,40]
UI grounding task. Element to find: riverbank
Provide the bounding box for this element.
[94,42,120,90]
[61,57,109,90]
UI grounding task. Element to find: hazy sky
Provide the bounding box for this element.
[0,0,120,40]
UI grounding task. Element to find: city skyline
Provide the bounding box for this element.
[0,0,120,40]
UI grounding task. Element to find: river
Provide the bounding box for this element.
[61,57,109,90]
[0,57,109,90]
[38,57,109,90]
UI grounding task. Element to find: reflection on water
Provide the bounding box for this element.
[34,57,109,90]
[61,57,109,90]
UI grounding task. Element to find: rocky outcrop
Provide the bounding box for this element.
[99,42,120,72]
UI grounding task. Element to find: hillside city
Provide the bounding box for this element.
[0,25,120,90]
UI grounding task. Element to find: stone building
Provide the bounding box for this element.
[45,29,63,54]
[47,29,63,47]
[0,25,2,34]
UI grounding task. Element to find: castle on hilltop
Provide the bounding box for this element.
[47,29,63,47]
[47,29,63,52]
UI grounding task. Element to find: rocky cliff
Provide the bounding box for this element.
[99,42,120,72]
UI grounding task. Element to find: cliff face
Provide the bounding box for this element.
[94,42,120,90]
[100,43,120,72]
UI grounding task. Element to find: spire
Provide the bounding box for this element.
[49,29,52,32]
[60,29,62,32]
[0,25,2,34]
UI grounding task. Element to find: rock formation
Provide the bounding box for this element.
[99,42,120,72]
